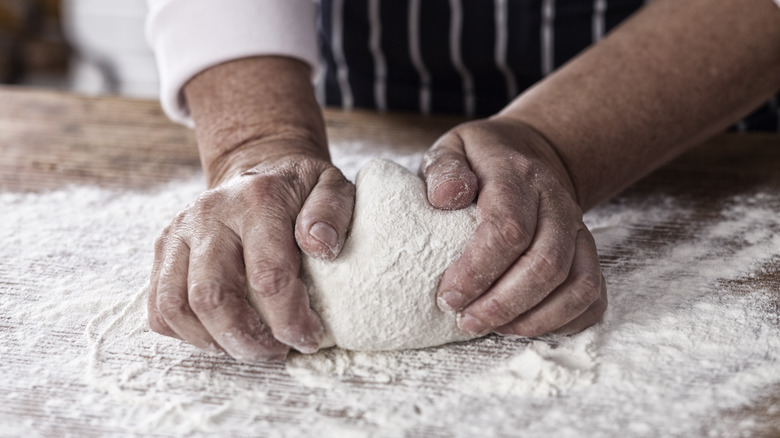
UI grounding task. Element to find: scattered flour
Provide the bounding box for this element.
[461,330,599,398]
[1,140,779,437]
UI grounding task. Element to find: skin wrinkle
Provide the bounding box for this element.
[275,320,324,354]
[295,166,355,260]
[149,0,780,360]
[429,118,597,335]
[152,58,348,360]
[502,0,780,210]
[431,178,476,209]
[421,145,479,210]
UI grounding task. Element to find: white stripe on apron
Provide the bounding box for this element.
[593,0,607,43]
[332,0,354,109]
[494,0,517,101]
[368,0,387,111]
[541,0,556,76]
[449,0,475,116]
[409,0,432,114]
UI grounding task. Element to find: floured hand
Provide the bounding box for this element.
[421,117,608,338]
[147,152,354,362]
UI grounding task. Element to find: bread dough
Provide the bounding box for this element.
[303,159,479,351]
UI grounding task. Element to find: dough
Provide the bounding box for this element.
[303,159,479,351]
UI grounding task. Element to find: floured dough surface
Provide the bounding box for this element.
[303,159,479,351]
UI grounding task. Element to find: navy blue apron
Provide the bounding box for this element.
[317,0,779,132]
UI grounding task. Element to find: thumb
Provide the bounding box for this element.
[295,166,355,260]
[420,130,479,210]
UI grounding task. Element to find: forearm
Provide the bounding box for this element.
[500,0,780,210]
[184,56,327,187]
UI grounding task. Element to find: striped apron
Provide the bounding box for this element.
[317,0,779,132]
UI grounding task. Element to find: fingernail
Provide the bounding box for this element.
[458,313,487,335]
[295,336,321,355]
[310,222,339,251]
[438,290,464,312]
[494,327,521,338]
[296,343,319,354]
[287,319,323,354]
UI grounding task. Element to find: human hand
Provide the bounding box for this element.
[421,117,607,337]
[147,146,355,362]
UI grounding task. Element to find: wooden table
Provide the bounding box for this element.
[1,86,779,437]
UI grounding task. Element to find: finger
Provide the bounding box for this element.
[553,283,607,336]
[494,230,605,337]
[147,233,179,339]
[155,237,222,352]
[244,212,324,354]
[149,286,178,338]
[295,166,355,260]
[457,192,578,335]
[436,174,538,313]
[188,230,289,362]
[421,132,479,210]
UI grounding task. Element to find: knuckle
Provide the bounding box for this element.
[457,263,490,295]
[480,296,518,325]
[570,271,603,308]
[248,173,279,194]
[504,157,537,181]
[321,166,351,188]
[195,189,228,213]
[248,267,295,299]
[156,288,191,321]
[246,173,302,211]
[487,217,530,252]
[514,319,549,338]
[490,179,521,199]
[526,249,569,287]
[188,281,232,315]
[316,178,355,208]
[170,209,188,227]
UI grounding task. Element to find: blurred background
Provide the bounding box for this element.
[0,0,158,98]
[2,0,776,132]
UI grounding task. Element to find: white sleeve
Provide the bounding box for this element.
[146,0,318,126]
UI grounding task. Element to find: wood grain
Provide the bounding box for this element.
[0,86,778,436]
[0,86,466,192]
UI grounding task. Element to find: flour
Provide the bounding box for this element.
[462,330,599,398]
[2,140,780,437]
[302,159,478,351]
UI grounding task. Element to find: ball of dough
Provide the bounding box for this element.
[303,159,479,351]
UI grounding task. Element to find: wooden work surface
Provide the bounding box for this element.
[1,86,779,437]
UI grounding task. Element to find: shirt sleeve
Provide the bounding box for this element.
[146,0,318,127]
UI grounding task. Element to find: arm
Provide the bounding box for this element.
[423,0,780,337]
[503,0,780,209]
[145,0,319,126]
[148,56,355,362]
[146,1,354,362]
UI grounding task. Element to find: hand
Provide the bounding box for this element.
[421,117,607,337]
[147,148,355,362]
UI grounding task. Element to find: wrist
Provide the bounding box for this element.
[489,113,582,208]
[183,56,328,187]
[207,137,330,187]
